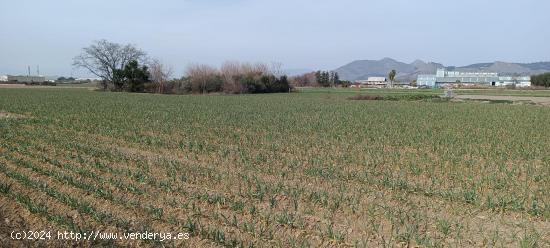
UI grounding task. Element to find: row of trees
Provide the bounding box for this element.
[291,71,353,87]
[315,71,340,87]
[56,77,76,82]
[182,62,290,94]
[73,40,290,94]
[531,73,550,87]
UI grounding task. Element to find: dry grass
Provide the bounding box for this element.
[0,111,29,119]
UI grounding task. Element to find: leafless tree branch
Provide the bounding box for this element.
[73,39,147,89]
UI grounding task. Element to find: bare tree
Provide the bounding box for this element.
[270,62,284,77]
[73,39,147,90]
[238,62,268,76]
[219,61,276,93]
[185,61,289,94]
[291,72,318,87]
[149,59,173,93]
[221,61,244,93]
[186,64,220,94]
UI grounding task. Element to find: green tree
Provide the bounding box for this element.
[532,73,550,87]
[277,75,290,92]
[333,72,340,86]
[114,60,150,92]
[315,71,331,87]
[315,71,322,86]
[388,70,396,88]
[323,71,330,87]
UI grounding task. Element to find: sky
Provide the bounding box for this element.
[1,0,549,77]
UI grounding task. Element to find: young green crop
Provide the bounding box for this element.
[1,87,550,247]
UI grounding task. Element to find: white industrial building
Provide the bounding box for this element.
[496,76,531,87]
[7,75,46,83]
[418,68,531,88]
[0,75,7,82]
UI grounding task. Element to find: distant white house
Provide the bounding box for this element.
[355,77,387,87]
[0,75,7,82]
[76,77,101,81]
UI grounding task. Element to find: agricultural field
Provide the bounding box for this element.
[1,88,550,247]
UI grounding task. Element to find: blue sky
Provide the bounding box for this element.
[1,0,549,77]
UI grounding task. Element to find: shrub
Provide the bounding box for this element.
[24,81,57,86]
[531,73,550,87]
[124,61,294,95]
[183,62,291,94]
[348,94,384,100]
[349,94,439,101]
[340,80,351,88]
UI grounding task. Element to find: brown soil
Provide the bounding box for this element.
[455,95,550,105]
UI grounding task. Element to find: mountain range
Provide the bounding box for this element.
[334,58,550,81]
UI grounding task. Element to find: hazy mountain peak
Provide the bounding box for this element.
[380,57,397,62]
[411,59,426,66]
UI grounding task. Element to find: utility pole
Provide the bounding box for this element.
[28,66,31,76]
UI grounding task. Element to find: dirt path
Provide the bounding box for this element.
[456,94,550,105]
